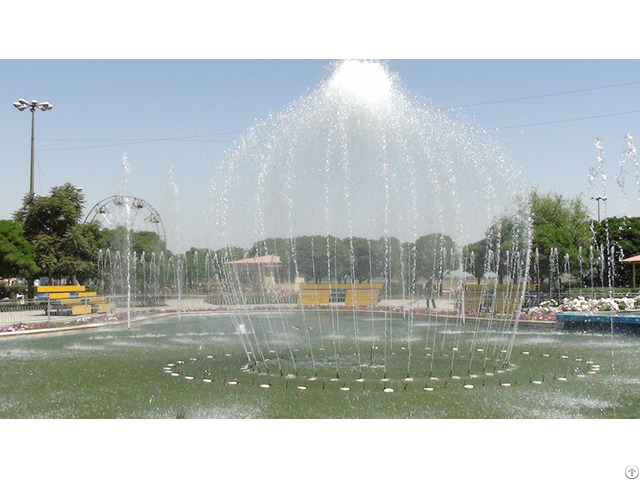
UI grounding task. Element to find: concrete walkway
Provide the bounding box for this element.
[0,295,459,329]
[0,305,52,326]
[379,297,456,310]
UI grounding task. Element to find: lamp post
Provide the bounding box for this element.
[13,99,53,197]
[590,195,607,222]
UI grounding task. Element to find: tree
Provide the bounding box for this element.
[98,227,170,258]
[530,191,591,290]
[14,183,100,287]
[465,239,488,284]
[351,237,382,283]
[594,216,640,287]
[281,236,322,283]
[46,222,102,283]
[15,184,84,238]
[0,220,39,280]
[465,191,591,290]
[415,233,455,282]
[249,235,351,284]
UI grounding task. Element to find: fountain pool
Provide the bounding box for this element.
[557,311,640,333]
[1,310,639,419]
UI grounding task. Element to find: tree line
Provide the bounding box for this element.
[1,183,639,298]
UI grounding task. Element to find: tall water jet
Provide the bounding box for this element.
[120,154,133,329]
[167,166,183,321]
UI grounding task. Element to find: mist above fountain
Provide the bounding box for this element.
[212,60,530,249]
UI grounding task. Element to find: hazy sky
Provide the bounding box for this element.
[3,4,640,251]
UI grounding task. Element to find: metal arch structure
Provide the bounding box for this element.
[84,195,167,244]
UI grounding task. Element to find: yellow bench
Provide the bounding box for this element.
[48,291,97,300]
[37,285,115,316]
[37,285,86,293]
[298,283,383,307]
[298,284,331,305]
[458,283,538,314]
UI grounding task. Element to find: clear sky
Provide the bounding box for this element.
[3,3,640,252]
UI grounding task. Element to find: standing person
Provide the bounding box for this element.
[424,277,437,309]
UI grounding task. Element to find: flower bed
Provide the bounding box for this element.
[0,322,53,333]
[0,313,132,334]
[523,295,640,321]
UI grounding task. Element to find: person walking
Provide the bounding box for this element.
[424,277,437,309]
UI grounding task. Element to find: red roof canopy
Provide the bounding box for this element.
[226,254,281,266]
[622,254,640,264]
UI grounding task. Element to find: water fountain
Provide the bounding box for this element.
[201,59,534,385]
[556,134,640,332]
[2,60,639,420]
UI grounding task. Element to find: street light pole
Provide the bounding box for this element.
[13,99,53,197]
[590,195,607,222]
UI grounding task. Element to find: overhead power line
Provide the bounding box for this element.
[457,80,640,108]
[38,131,241,151]
[31,79,640,147]
[493,108,640,130]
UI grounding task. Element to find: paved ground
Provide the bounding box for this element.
[0,295,458,328]
[379,297,456,310]
[0,306,52,326]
